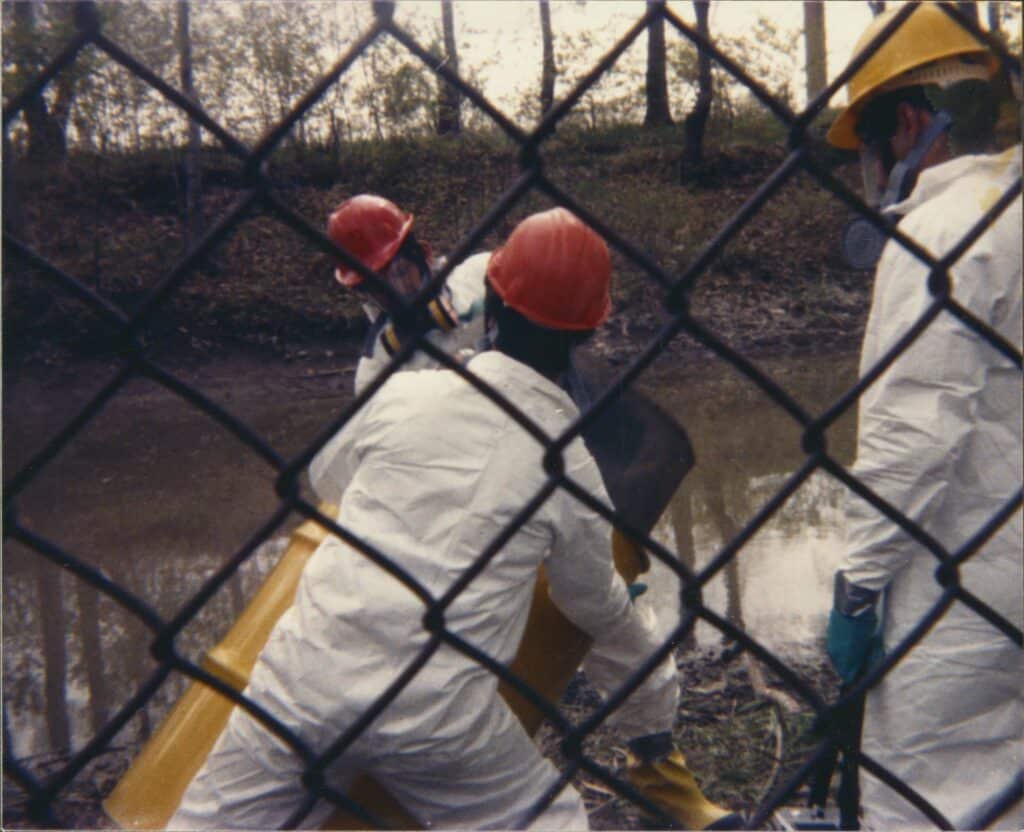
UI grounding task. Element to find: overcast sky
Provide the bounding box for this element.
[380,1,1019,112]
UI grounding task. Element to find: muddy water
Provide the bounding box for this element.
[637,353,859,656]
[3,351,859,760]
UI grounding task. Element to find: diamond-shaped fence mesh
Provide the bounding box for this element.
[3,1,1021,829]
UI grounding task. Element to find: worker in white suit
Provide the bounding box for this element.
[325,193,487,395]
[322,195,739,830]
[168,207,682,830]
[825,4,1022,829]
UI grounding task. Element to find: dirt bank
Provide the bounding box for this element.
[3,131,870,382]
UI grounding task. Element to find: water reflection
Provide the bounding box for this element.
[2,539,287,761]
[641,470,851,655]
[639,354,859,655]
[3,352,859,761]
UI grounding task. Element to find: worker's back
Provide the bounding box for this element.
[260,351,609,752]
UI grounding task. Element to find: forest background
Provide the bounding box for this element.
[4,0,1019,371]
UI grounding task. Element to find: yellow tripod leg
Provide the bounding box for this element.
[495,527,649,737]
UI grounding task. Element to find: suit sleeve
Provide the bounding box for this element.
[838,214,1013,592]
[543,441,679,736]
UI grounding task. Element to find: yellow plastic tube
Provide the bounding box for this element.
[104,514,330,829]
[104,516,728,830]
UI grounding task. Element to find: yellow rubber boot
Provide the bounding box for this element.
[627,748,741,830]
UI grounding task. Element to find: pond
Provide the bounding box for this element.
[3,349,860,762]
[638,351,859,656]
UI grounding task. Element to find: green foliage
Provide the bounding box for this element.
[80,3,178,151]
[666,13,799,134]
[354,37,437,139]
[2,2,76,89]
[551,28,647,130]
[3,1,95,156]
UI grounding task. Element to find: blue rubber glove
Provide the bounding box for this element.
[826,608,884,685]
[826,573,885,685]
[627,582,648,601]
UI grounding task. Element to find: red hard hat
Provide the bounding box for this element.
[486,207,611,331]
[326,194,414,287]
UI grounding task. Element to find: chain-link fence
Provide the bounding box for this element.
[3,1,1022,829]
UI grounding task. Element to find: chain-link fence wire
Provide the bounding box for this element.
[3,0,1021,828]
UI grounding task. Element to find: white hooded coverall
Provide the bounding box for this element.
[169,351,679,830]
[836,147,1022,830]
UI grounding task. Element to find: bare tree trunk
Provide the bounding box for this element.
[539,0,556,115]
[866,1,886,16]
[3,130,24,238]
[669,485,697,651]
[177,1,203,250]
[329,111,341,156]
[436,0,461,135]
[12,2,68,164]
[987,1,1001,35]
[703,477,744,632]
[956,0,980,24]
[76,582,109,734]
[643,1,673,127]
[360,48,385,140]
[230,570,246,619]
[803,1,828,104]
[681,0,712,175]
[38,563,71,751]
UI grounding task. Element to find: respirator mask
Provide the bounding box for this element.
[840,110,952,271]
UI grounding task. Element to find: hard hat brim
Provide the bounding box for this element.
[332,212,414,288]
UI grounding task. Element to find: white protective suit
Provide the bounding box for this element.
[353,251,489,395]
[836,146,1023,830]
[169,351,679,830]
[353,249,663,704]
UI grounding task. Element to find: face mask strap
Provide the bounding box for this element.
[878,109,953,207]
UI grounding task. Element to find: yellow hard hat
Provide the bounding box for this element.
[827,2,998,149]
